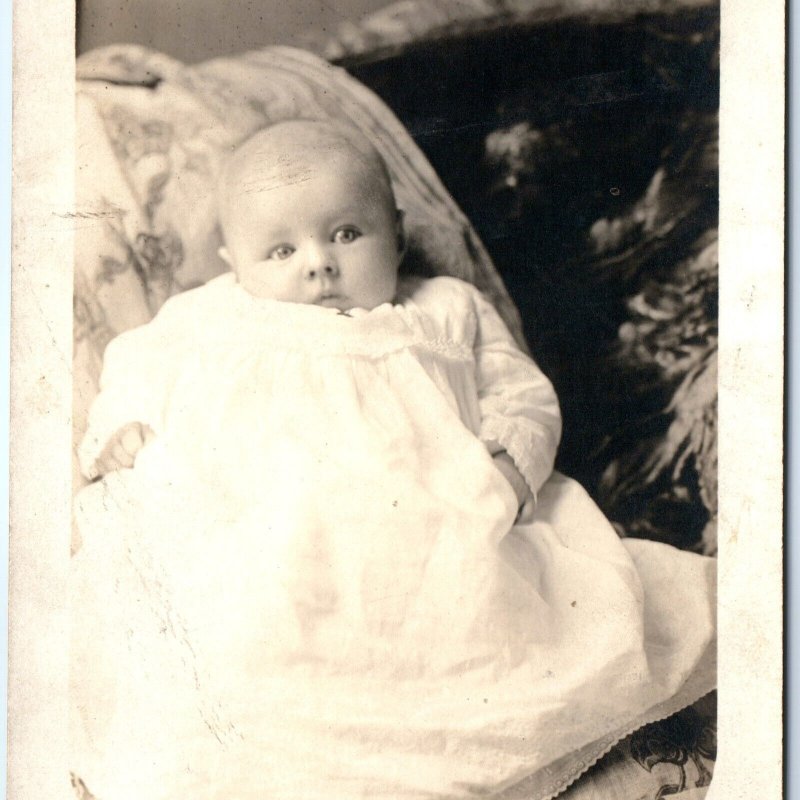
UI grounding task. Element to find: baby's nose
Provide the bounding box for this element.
[305,263,340,280]
[304,243,339,280]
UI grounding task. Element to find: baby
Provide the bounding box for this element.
[71,120,716,800]
[86,119,531,514]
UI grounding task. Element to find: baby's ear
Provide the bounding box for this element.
[218,246,233,268]
[396,209,407,257]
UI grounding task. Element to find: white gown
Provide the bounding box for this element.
[71,273,716,800]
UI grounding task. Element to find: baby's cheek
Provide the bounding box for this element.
[362,265,400,307]
[238,268,294,302]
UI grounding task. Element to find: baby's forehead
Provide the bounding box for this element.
[223,122,386,194]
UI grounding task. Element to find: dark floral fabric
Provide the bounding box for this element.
[628,699,716,798]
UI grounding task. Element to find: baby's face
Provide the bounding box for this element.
[221,153,403,311]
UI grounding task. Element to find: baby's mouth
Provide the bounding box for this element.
[316,292,348,308]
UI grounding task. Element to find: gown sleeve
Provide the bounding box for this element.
[77,294,189,479]
[470,287,562,501]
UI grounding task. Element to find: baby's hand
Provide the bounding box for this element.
[492,451,529,512]
[89,422,155,479]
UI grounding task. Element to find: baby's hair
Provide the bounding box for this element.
[217,118,398,239]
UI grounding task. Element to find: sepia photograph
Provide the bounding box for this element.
[9,0,784,798]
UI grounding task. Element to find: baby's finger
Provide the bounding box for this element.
[142,425,156,445]
[92,454,117,477]
[119,425,145,456]
[111,442,135,468]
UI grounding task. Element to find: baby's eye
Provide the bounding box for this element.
[333,227,361,244]
[268,245,295,261]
